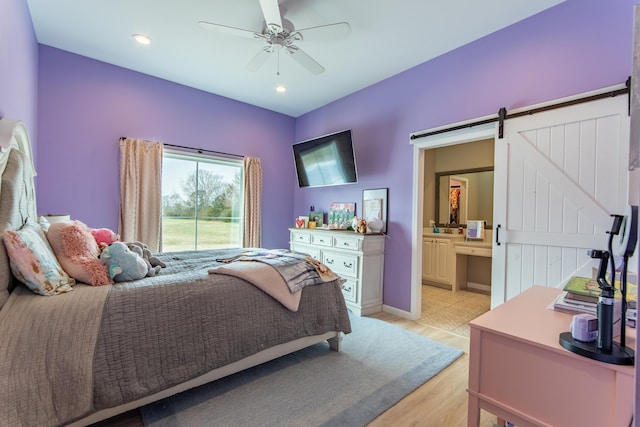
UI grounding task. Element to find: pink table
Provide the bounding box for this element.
[467,286,635,427]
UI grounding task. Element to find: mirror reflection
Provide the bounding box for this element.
[435,167,494,227]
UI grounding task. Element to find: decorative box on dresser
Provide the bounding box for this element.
[289,228,385,316]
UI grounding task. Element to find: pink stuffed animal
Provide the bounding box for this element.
[91,227,120,249]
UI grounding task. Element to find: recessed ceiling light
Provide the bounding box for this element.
[276,85,286,93]
[132,34,151,45]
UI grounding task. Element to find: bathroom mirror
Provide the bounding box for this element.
[435,167,494,227]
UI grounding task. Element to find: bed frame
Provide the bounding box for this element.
[0,117,343,427]
[71,332,341,426]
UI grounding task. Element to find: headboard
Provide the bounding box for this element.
[0,118,37,308]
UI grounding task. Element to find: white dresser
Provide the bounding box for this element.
[289,228,386,316]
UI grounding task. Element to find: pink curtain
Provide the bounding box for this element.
[119,138,163,251]
[242,156,262,248]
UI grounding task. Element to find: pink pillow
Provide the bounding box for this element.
[47,220,112,286]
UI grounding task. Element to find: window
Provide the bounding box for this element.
[161,151,243,251]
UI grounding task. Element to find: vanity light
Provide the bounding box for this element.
[133,34,152,45]
[276,85,286,93]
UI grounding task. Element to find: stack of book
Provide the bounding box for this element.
[552,276,636,327]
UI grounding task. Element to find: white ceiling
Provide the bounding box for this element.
[26,0,564,117]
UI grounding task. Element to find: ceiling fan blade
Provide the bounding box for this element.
[295,22,351,42]
[286,46,324,75]
[246,46,273,72]
[259,0,283,33]
[198,21,261,39]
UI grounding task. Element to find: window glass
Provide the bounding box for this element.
[161,151,243,251]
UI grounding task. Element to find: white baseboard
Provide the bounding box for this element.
[467,281,491,293]
[382,304,417,320]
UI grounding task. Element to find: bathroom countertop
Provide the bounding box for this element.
[423,231,465,239]
[455,240,492,248]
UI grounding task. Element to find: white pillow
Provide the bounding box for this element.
[3,221,75,295]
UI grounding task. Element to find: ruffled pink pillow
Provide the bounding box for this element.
[47,220,112,286]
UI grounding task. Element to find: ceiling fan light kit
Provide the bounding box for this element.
[199,0,350,75]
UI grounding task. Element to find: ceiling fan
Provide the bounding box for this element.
[198,0,350,75]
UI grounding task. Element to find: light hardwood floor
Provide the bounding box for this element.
[93,285,497,427]
[367,285,496,427]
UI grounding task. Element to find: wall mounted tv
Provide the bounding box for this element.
[292,129,358,188]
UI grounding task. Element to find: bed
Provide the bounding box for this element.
[0,118,352,427]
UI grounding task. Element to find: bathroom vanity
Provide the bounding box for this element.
[422,229,492,292]
[422,232,461,288]
[455,240,492,292]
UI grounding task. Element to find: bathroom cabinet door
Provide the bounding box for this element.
[422,238,453,286]
[422,238,435,280]
[433,239,452,283]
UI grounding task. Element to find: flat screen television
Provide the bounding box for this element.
[292,129,358,188]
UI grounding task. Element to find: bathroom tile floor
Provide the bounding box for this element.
[419,285,491,338]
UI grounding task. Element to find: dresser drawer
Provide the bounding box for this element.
[290,231,310,244]
[340,279,358,303]
[455,244,492,257]
[333,235,360,251]
[323,251,359,278]
[291,244,321,261]
[310,233,332,247]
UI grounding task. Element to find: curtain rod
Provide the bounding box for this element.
[163,142,244,159]
[119,137,244,159]
[410,79,630,141]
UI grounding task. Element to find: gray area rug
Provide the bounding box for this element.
[140,314,463,427]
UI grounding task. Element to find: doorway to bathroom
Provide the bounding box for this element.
[409,87,632,325]
[420,136,495,336]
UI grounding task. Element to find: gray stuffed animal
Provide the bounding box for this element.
[99,242,148,282]
[125,242,162,277]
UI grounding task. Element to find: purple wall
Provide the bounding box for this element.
[7,0,637,313]
[0,0,38,152]
[36,47,296,248]
[294,0,636,312]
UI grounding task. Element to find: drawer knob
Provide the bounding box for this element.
[344,262,353,268]
[326,258,334,265]
[342,284,352,292]
[343,242,349,246]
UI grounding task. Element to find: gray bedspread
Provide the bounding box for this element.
[0,283,111,427]
[92,249,351,413]
[0,248,351,427]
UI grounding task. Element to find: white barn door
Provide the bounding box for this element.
[492,95,630,308]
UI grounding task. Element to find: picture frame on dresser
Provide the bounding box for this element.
[362,188,388,233]
[309,211,324,227]
[328,202,355,229]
